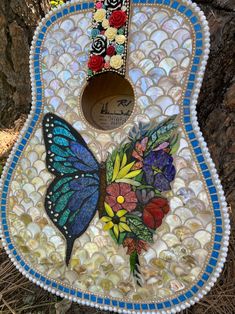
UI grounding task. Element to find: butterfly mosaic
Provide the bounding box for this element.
[43,113,179,281]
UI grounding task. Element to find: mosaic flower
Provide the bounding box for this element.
[104,62,110,68]
[115,34,126,45]
[95,1,103,9]
[109,10,127,28]
[110,54,123,69]
[91,35,107,55]
[106,45,115,56]
[116,44,124,55]
[132,137,148,170]
[143,198,170,229]
[105,182,137,212]
[89,0,129,75]
[104,0,122,11]
[91,28,100,38]
[123,237,148,255]
[102,18,110,29]
[94,9,106,22]
[104,55,111,62]
[88,55,104,72]
[101,202,131,239]
[143,150,176,192]
[50,0,64,8]
[117,27,124,34]
[100,116,178,281]
[105,27,117,40]
[136,189,155,205]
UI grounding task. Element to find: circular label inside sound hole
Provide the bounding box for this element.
[91,95,134,130]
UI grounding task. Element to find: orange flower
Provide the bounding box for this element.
[132,137,148,170]
[123,237,148,255]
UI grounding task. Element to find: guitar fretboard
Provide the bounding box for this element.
[87,0,130,78]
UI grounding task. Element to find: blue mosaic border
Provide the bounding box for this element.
[0,0,225,312]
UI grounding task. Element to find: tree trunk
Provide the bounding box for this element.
[0,0,50,129]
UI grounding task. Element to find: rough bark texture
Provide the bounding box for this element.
[0,0,50,129]
[0,0,234,313]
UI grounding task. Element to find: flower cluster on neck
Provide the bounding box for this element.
[88,0,130,77]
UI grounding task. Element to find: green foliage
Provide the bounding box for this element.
[129,122,151,140]
[129,251,142,285]
[127,215,154,243]
[146,115,178,153]
[134,171,143,183]
[109,229,126,245]
[170,133,180,154]
[130,251,138,273]
[106,155,113,184]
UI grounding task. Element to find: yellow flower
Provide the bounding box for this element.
[110,55,124,69]
[101,202,131,239]
[94,9,106,22]
[102,18,110,29]
[111,152,142,186]
[115,34,126,45]
[50,0,64,7]
[105,27,117,41]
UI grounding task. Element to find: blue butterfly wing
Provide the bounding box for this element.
[45,174,100,264]
[43,113,99,175]
[42,113,100,265]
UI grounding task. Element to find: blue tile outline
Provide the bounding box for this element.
[0,0,225,312]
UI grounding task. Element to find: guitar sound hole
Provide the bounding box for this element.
[81,72,135,130]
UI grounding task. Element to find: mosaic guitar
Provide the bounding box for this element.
[0,0,229,313]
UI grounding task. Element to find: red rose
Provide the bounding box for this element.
[109,10,127,28]
[106,45,115,56]
[143,198,170,230]
[88,55,104,72]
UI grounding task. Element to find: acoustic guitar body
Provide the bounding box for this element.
[0,0,229,313]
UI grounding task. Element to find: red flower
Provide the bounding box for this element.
[105,182,137,212]
[106,45,115,56]
[109,10,127,29]
[123,238,148,255]
[88,55,104,72]
[104,62,110,68]
[143,198,170,230]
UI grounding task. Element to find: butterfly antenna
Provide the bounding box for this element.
[65,239,75,266]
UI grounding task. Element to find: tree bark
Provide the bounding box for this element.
[196,2,235,212]
[0,0,50,129]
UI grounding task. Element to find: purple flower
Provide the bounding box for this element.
[136,189,155,205]
[143,150,176,192]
